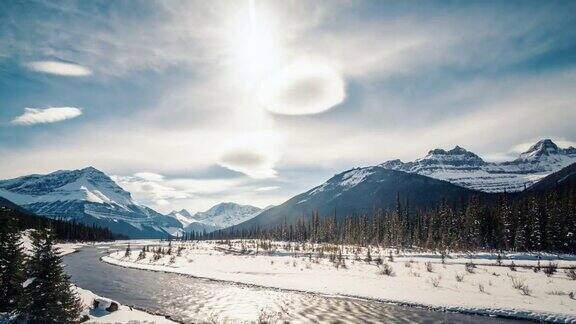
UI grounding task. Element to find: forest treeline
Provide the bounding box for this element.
[193,186,576,253]
[0,205,126,241]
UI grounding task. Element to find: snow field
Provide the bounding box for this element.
[103,240,576,323]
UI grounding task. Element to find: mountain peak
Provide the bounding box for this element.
[448,145,467,154]
[423,145,485,164]
[193,202,262,229]
[169,209,192,218]
[80,166,101,173]
[427,148,448,155]
[519,139,559,160]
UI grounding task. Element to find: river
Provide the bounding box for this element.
[63,246,522,323]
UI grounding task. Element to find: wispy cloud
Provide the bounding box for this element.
[255,186,280,192]
[25,61,92,76]
[11,107,82,126]
[134,172,165,182]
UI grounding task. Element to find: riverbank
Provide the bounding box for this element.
[75,286,176,324]
[57,242,176,323]
[103,240,576,323]
[15,233,175,323]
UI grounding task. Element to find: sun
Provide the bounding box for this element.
[231,0,281,86]
[225,0,346,115]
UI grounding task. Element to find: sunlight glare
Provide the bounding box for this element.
[235,0,280,85]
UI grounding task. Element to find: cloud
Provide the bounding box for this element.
[218,149,277,179]
[112,175,190,207]
[134,172,165,182]
[11,107,82,125]
[257,58,346,115]
[255,186,280,192]
[2,1,576,213]
[111,174,277,213]
[25,61,92,76]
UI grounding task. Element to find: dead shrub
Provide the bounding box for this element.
[455,273,464,282]
[565,266,576,280]
[511,277,532,296]
[379,263,395,276]
[431,276,441,287]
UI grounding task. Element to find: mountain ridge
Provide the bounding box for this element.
[235,167,480,230]
[0,167,180,238]
[168,202,262,231]
[380,139,576,192]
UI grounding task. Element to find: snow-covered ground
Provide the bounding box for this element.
[103,240,576,323]
[18,229,85,257]
[11,233,176,324]
[75,286,175,324]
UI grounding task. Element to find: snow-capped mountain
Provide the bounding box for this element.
[188,202,262,229]
[167,209,195,227]
[235,139,575,230]
[236,167,478,229]
[0,167,181,238]
[380,139,576,192]
[166,203,262,232]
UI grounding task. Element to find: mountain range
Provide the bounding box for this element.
[168,202,262,229]
[0,139,573,237]
[380,139,576,192]
[235,139,576,229]
[0,166,265,238]
[166,203,264,232]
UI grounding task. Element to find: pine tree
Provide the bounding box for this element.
[499,194,513,250]
[19,228,83,323]
[464,196,481,249]
[0,218,26,313]
[545,192,563,251]
[527,196,542,250]
[514,208,528,251]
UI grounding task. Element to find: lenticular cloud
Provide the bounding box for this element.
[26,61,92,76]
[11,107,83,126]
[257,58,346,115]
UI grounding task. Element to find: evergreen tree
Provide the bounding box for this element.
[463,196,481,249]
[545,192,563,251]
[0,218,26,313]
[20,228,82,323]
[499,194,513,250]
[514,207,528,251]
[527,196,543,250]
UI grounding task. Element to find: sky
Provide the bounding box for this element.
[1,0,576,213]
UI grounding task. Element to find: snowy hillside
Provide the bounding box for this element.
[167,209,196,227]
[380,139,576,192]
[0,167,181,238]
[192,202,261,229]
[170,203,262,230]
[238,167,477,229]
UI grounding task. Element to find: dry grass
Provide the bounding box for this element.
[511,277,532,296]
[431,276,441,287]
